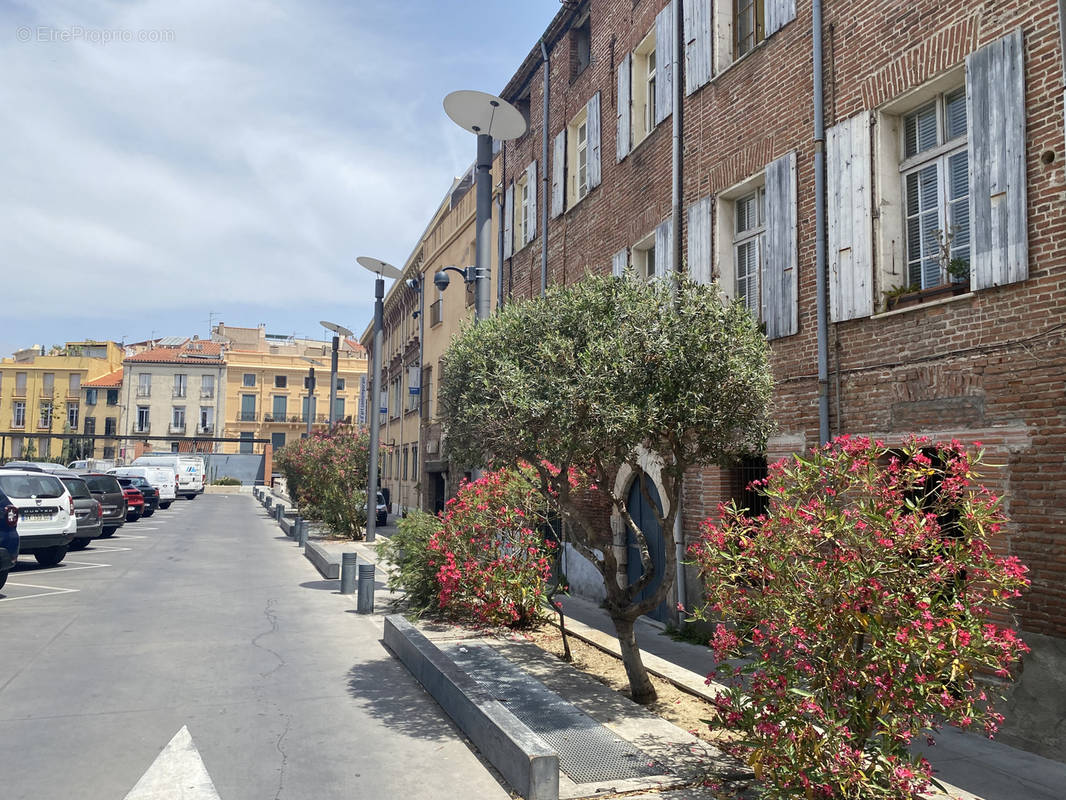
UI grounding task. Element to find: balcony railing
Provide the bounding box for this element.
[11,420,25,430]
[12,388,26,398]
[135,424,151,434]
[40,388,54,398]
[169,423,187,434]
[173,389,187,398]
[238,411,257,422]
[136,387,151,397]
[197,424,214,434]
[201,390,215,399]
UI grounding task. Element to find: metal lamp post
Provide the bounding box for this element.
[320,320,354,430]
[357,256,403,542]
[443,90,526,322]
[299,357,322,438]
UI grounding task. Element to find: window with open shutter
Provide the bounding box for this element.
[587,93,601,189]
[687,196,712,284]
[613,248,628,278]
[524,160,537,243]
[551,130,566,218]
[654,218,674,277]
[765,0,796,37]
[654,1,675,125]
[827,112,874,321]
[617,53,632,161]
[762,152,798,338]
[503,182,513,259]
[684,0,712,94]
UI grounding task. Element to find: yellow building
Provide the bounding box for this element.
[0,341,124,462]
[360,157,501,515]
[216,325,368,455]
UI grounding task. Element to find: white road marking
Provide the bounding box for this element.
[0,583,79,601]
[49,559,112,573]
[124,726,222,800]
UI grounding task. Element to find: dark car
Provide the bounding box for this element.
[117,476,159,516]
[79,473,126,538]
[123,485,145,521]
[376,491,388,526]
[0,487,18,591]
[59,474,103,550]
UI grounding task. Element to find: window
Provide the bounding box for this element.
[84,417,96,435]
[571,14,591,79]
[734,0,764,59]
[138,373,151,397]
[632,233,656,282]
[199,406,214,432]
[271,432,286,452]
[105,417,117,436]
[303,375,315,390]
[243,373,256,387]
[901,89,969,290]
[174,373,187,398]
[201,374,215,398]
[568,106,589,206]
[172,406,186,431]
[136,406,150,432]
[240,394,256,422]
[102,445,115,460]
[733,188,766,316]
[272,395,288,421]
[514,170,530,249]
[11,437,22,458]
[39,401,53,428]
[274,375,287,388]
[14,372,26,396]
[239,432,254,454]
[86,389,98,406]
[67,402,79,430]
[12,401,25,428]
[334,397,345,421]
[302,395,317,423]
[106,389,119,405]
[632,31,656,147]
[68,373,81,394]
[39,437,51,458]
[412,445,418,478]
[42,373,55,396]
[336,378,345,391]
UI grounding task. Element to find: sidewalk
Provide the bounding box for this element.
[268,498,1066,800]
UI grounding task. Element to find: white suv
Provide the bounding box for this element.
[0,470,76,566]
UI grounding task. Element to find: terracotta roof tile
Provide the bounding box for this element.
[84,368,123,388]
[124,340,224,364]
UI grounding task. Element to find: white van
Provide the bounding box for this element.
[133,455,205,499]
[109,465,178,508]
[68,458,116,472]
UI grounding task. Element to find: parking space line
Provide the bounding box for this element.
[48,559,113,573]
[0,583,79,602]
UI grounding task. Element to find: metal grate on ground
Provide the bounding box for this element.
[443,642,662,785]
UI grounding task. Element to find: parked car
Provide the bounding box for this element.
[67,458,116,472]
[79,473,126,538]
[117,476,159,516]
[0,470,75,566]
[122,485,145,521]
[133,454,205,499]
[0,487,18,590]
[376,491,388,526]
[110,465,176,509]
[0,463,105,551]
[60,474,103,550]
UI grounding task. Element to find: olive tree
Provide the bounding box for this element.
[438,274,773,703]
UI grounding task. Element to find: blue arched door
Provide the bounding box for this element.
[625,476,669,622]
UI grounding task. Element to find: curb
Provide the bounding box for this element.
[304,541,341,580]
[384,614,560,800]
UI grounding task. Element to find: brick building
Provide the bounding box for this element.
[494,0,1066,757]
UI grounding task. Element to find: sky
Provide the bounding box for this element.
[0,0,562,356]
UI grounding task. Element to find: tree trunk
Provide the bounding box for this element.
[611,614,657,704]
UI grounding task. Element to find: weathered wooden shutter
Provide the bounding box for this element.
[654,218,674,277]
[967,28,1027,289]
[587,92,601,189]
[827,112,874,321]
[503,182,513,259]
[525,160,537,244]
[686,196,712,284]
[551,130,566,218]
[654,1,675,125]
[612,248,628,278]
[765,0,797,37]
[617,53,632,161]
[762,152,798,338]
[683,0,712,94]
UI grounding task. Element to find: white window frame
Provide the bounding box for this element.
[137,373,151,397]
[567,106,590,207]
[12,401,25,429]
[172,406,186,430]
[201,374,216,398]
[873,66,968,298]
[136,406,150,432]
[200,406,214,432]
[174,373,187,398]
[734,0,764,59]
[67,402,79,430]
[716,171,766,313]
[632,30,657,148]
[39,401,53,429]
[514,170,530,250]
[632,232,657,282]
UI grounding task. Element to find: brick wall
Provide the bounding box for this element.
[499,0,1066,640]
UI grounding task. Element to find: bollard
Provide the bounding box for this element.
[357,563,375,613]
[265,496,273,509]
[291,515,301,539]
[298,518,308,548]
[341,552,358,594]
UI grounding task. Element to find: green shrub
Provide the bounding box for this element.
[378,510,443,614]
[212,476,242,486]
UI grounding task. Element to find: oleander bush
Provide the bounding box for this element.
[690,436,1030,800]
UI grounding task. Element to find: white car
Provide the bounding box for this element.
[133,455,205,499]
[0,470,76,566]
[109,465,178,508]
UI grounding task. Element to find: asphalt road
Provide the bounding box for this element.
[0,493,511,800]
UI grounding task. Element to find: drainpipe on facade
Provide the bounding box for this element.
[813,0,830,446]
[1059,1,1066,141]
[497,166,505,309]
[671,4,687,619]
[540,37,550,297]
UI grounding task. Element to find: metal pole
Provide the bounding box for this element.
[366,276,384,542]
[813,0,830,446]
[306,366,315,438]
[475,131,492,323]
[329,335,339,430]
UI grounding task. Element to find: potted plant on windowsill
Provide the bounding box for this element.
[883,228,970,311]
